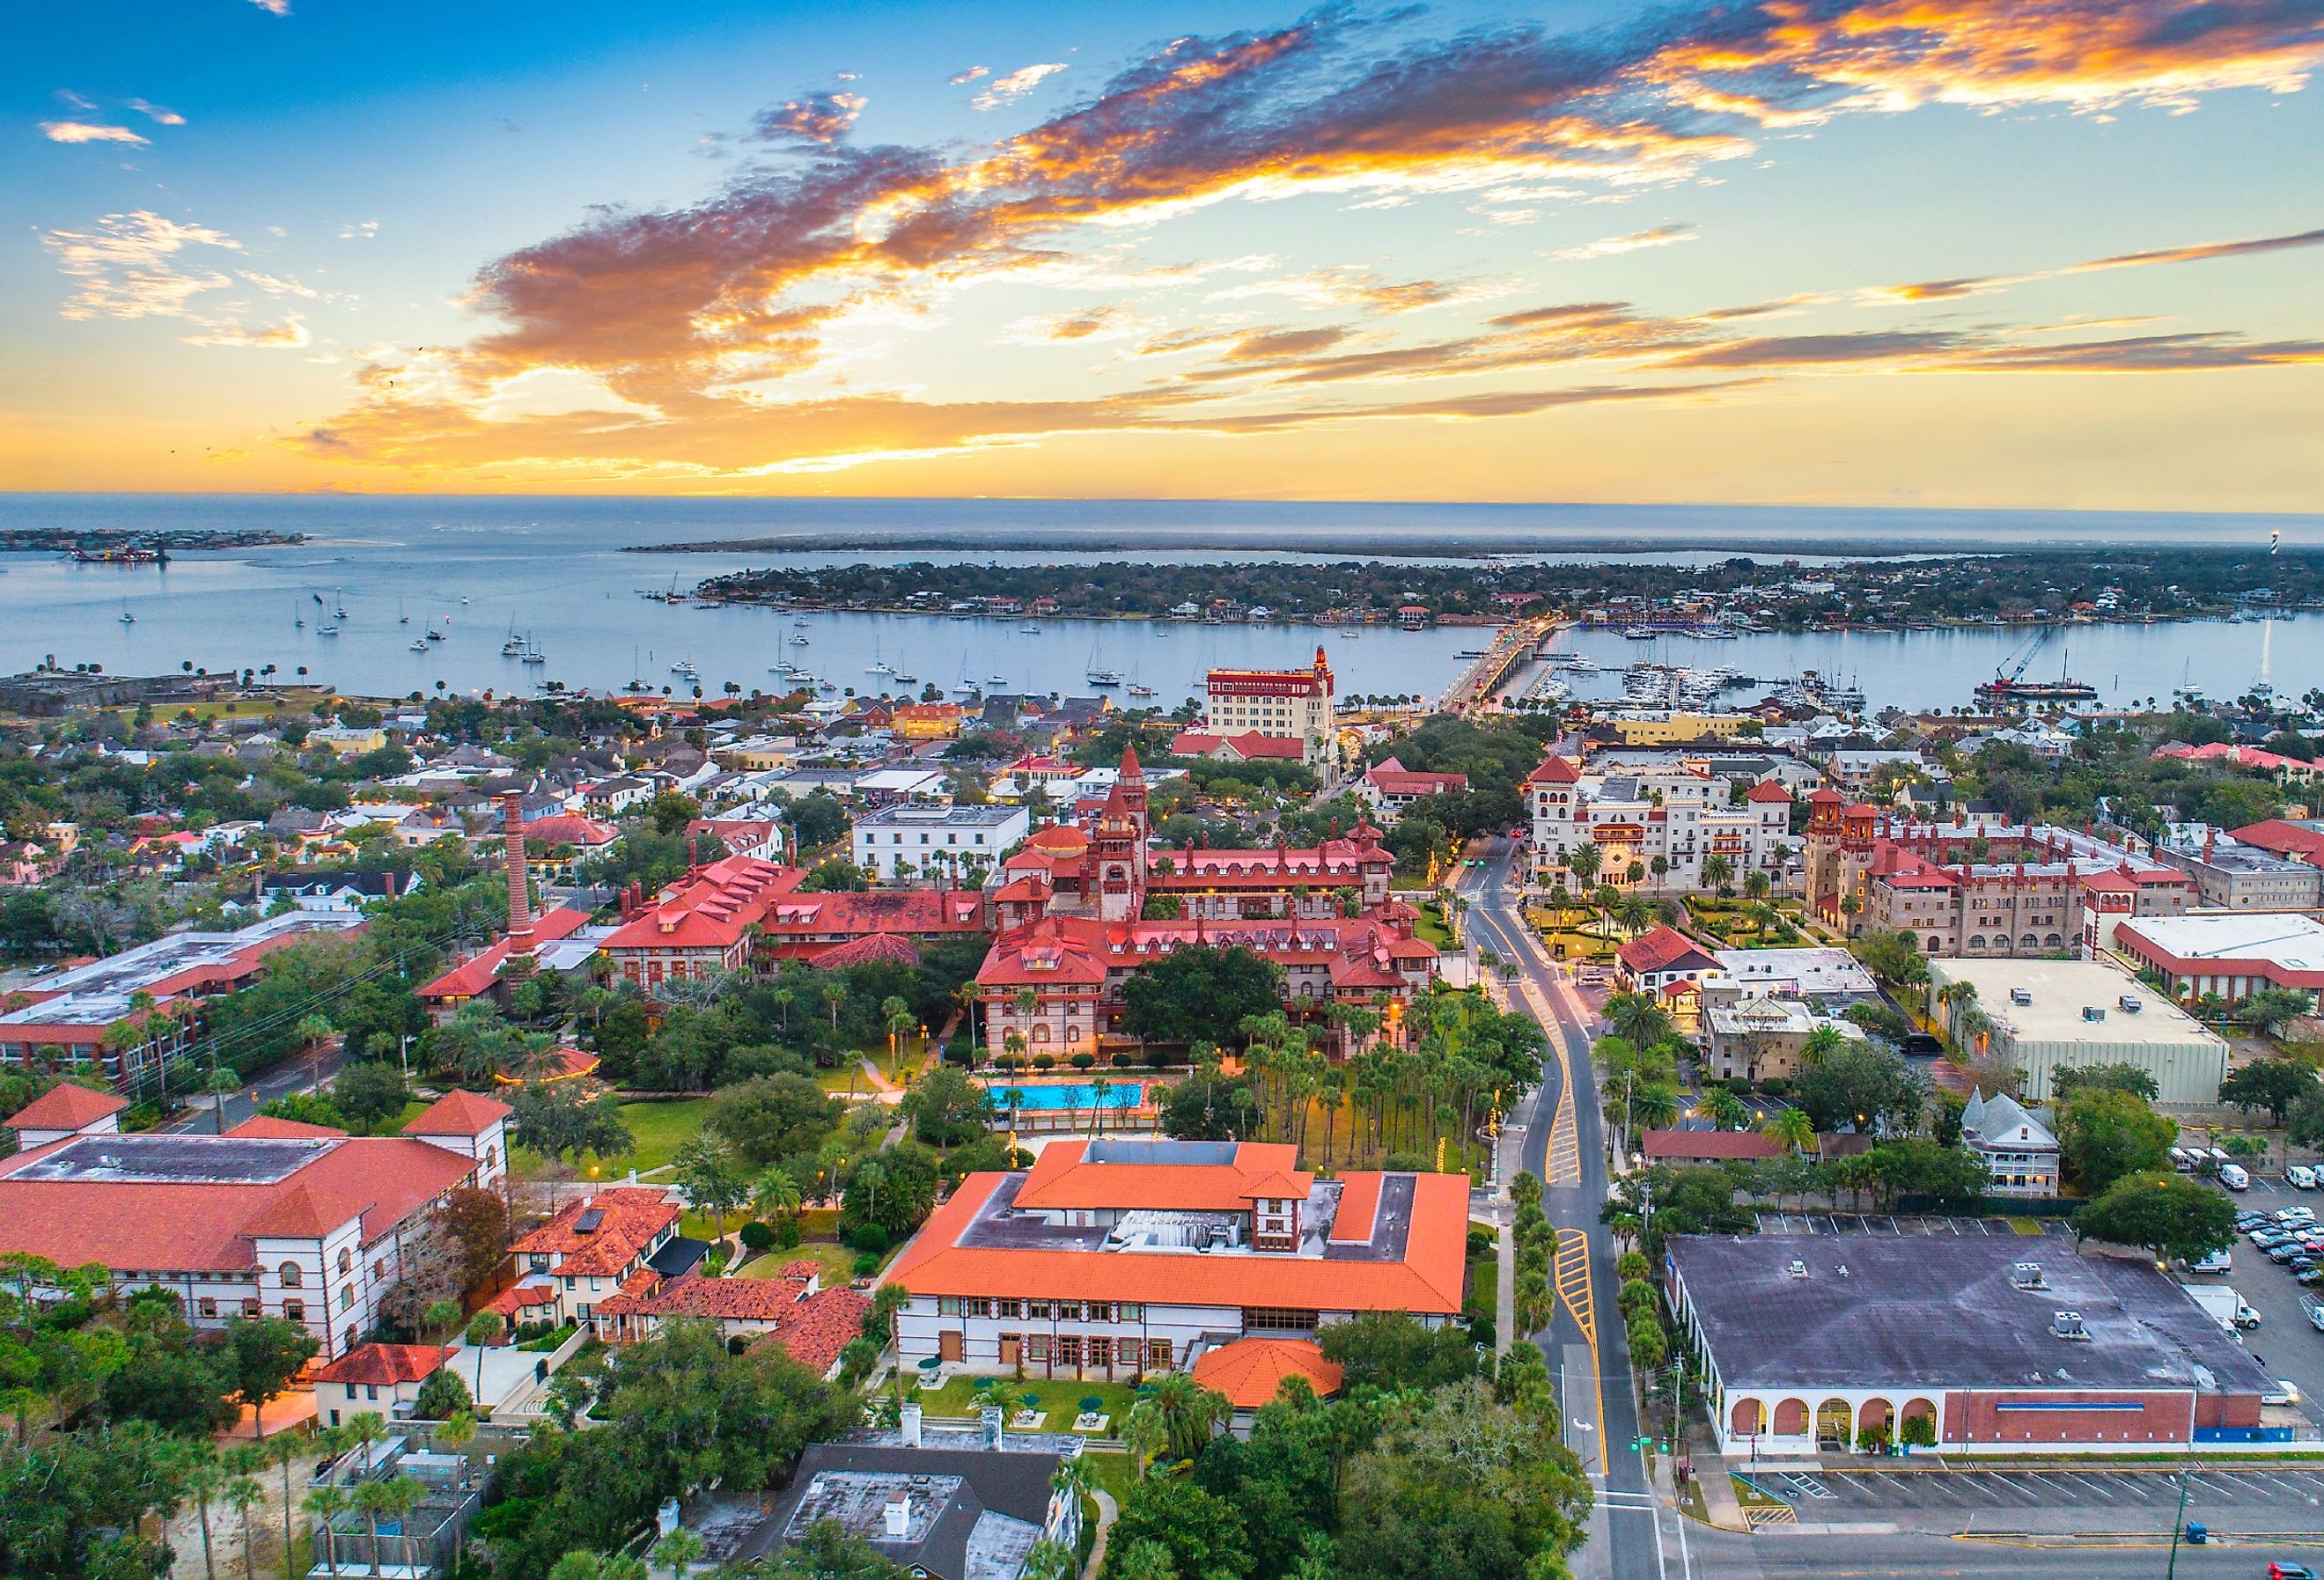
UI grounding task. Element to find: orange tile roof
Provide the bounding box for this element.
[419,907,594,1001]
[6,1084,127,1132]
[1191,1337,1343,1408]
[1330,1174,1382,1242]
[890,1171,1468,1315]
[313,1343,452,1386]
[228,1116,349,1140]
[511,1187,679,1278]
[1013,1140,1309,1212]
[405,1089,514,1137]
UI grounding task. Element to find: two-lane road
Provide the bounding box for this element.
[1457,839,1673,1580]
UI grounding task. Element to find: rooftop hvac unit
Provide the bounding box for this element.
[2010,988,2034,1006]
[2010,1261,2048,1290]
[1786,1260,1809,1280]
[2082,1005,2107,1023]
[2120,995,2144,1013]
[2048,1311,2091,1341]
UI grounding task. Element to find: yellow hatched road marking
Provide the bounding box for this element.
[1554,1221,1604,1473]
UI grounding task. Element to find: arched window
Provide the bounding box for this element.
[1066,1025,1082,1043]
[485,1144,499,1169]
[2019,933,2039,951]
[336,1248,352,1276]
[278,1262,304,1289]
[1924,936,1940,952]
[2044,933,2063,950]
[1033,1024,1051,1043]
[1968,935,1985,952]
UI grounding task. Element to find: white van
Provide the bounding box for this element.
[2192,1247,2234,1274]
[2220,1164,2252,1191]
[2291,1165,2317,1190]
[2171,1147,2195,1172]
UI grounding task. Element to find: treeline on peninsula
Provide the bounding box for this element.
[687,548,2324,628]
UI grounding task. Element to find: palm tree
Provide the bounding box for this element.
[208,1066,240,1135]
[1087,1074,1113,1137]
[1799,1025,1845,1066]
[352,1476,420,1578]
[1022,1541,1077,1580]
[1566,842,1601,889]
[1604,993,1673,1050]
[753,1166,802,1232]
[1743,870,1771,902]
[1120,1398,1165,1480]
[438,1412,477,1573]
[1148,1372,1231,1462]
[1762,1105,1817,1156]
[1613,893,1654,938]
[1629,1083,1680,1132]
[651,1526,704,1580]
[304,1485,350,1578]
[265,1426,307,1578]
[1701,855,1735,896]
[881,995,915,1077]
[224,1473,265,1580]
[187,1451,225,1580]
[1699,1087,1751,1130]
[820,979,849,1047]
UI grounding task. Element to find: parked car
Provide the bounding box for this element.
[2264,1380,2303,1407]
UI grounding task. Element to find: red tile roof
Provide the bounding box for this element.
[808,932,923,969]
[6,1084,127,1132]
[1171,731,1309,761]
[2232,819,2324,863]
[1527,756,1581,785]
[0,1135,479,1272]
[511,1187,680,1278]
[313,1343,452,1386]
[228,1116,348,1140]
[597,1272,871,1376]
[523,814,621,848]
[1615,925,1717,976]
[1745,779,1793,804]
[1191,1337,1343,1408]
[405,1089,513,1137]
[419,907,594,1002]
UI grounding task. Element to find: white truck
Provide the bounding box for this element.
[2305,1295,2324,1334]
[2184,1283,2262,1333]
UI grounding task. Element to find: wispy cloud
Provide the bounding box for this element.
[40,120,148,146]
[126,99,186,126]
[246,0,290,14]
[949,66,991,85]
[184,314,311,349]
[972,62,1068,110]
[1873,222,2324,303]
[1547,224,1697,261]
[43,210,241,320]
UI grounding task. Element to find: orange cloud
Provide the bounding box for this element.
[40,121,147,145]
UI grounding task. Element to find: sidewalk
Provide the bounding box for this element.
[1683,1419,1747,1530]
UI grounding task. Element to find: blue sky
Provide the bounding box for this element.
[6,0,2322,507]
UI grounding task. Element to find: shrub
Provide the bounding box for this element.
[1070,1052,1098,1070]
[740,1220,776,1253]
[1617,1279,1659,1322]
[1033,1054,1056,1071]
[1759,1077,1791,1098]
[1467,1225,1497,1260]
[1466,1312,1497,1350]
[845,1221,892,1255]
[852,1251,881,1279]
[1144,1047,1174,1069]
[1111,1053,1136,1069]
[1898,1412,1938,1448]
[1078,1395,1104,1415]
[773,1216,803,1248]
[1616,1251,1649,1282]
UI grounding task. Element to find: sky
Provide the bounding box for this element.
[6,0,2323,511]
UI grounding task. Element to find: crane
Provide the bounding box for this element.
[1993,627,2053,685]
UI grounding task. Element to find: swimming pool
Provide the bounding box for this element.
[984,1082,1144,1112]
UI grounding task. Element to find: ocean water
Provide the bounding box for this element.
[0,494,2311,709]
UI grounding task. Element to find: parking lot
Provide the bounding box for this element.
[1753,1211,2075,1238]
[1739,1466,2324,1533]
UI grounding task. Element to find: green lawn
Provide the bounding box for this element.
[511,1095,712,1179]
[735,1240,858,1284]
[1466,1246,1500,1320]
[1415,904,1454,951]
[916,1375,1142,1431]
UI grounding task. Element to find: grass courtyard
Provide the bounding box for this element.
[509,1095,713,1179]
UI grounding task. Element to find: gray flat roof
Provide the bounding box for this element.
[1670,1235,2272,1395]
[12,1133,335,1185]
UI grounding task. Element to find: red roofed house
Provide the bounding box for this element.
[1169,731,1312,765]
[401,1089,514,1190]
[887,1138,1467,1380]
[313,1343,452,1426]
[2230,819,2324,864]
[1614,926,1722,995]
[0,1093,503,1360]
[1640,1128,1783,1164]
[7,1083,127,1149]
[1355,757,1469,821]
[510,1187,688,1326]
[2153,741,2320,786]
[593,1260,871,1378]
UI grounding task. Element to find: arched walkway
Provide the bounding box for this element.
[1731,1397,1767,1437]
[1857,1398,1893,1441]
[1814,1398,1853,1447]
[1772,1398,1808,1437]
[1901,1398,1937,1441]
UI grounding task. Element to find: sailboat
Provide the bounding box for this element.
[519,632,547,665]
[1127,664,1154,698]
[118,601,135,626]
[502,620,526,657]
[1085,637,1121,687]
[408,637,430,652]
[952,651,978,695]
[333,589,347,618]
[397,597,408,625]
[865,634,893,675]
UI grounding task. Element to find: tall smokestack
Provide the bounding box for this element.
[503,792,535,957]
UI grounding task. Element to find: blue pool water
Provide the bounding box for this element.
[985,1082,1144,1112]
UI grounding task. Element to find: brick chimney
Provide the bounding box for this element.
[503,792,535,959]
